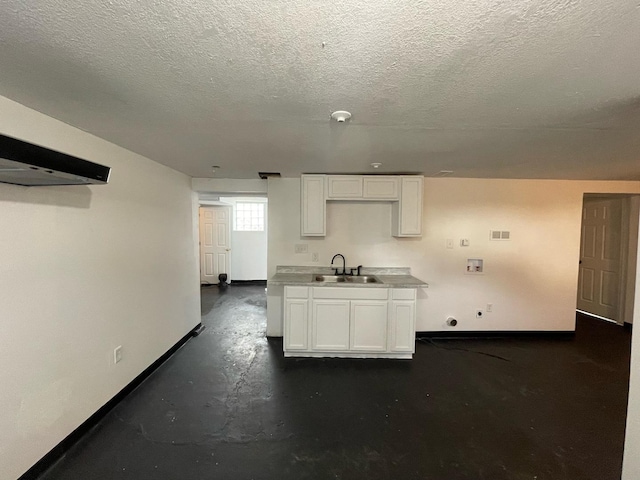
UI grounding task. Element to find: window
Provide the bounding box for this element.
[234,202,265,231]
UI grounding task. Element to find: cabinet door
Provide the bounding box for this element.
[390,300,416,352]
[392,176,423,237]
[350,300,388,351]
[301,175,326,236]
[312,300,350,351]
[284,299,309,351]
[327,176,363,199]
[363,176,399,200]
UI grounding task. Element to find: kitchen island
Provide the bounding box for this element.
[269,266,428,359]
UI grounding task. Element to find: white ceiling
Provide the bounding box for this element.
[1,0,640,180]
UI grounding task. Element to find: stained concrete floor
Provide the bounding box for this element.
[39,285,631,480]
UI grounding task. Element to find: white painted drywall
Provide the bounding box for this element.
[625,197,640,324]
[622,212,640,479]
[0,96,201,479]
[192,178,267,195]
[266,177,640,336]
[220,197,268,281]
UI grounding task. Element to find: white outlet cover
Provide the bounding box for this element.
[114,346,122,364]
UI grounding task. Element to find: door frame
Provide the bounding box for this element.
[578,194,640,325]
[198,203,232,284]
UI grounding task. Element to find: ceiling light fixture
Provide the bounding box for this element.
[370,162,382,169]
[330,110,352,123]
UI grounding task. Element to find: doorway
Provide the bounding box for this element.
[199,196,268,284]
[219,197,268,281]
[577,194,640,325]
[199,205,231,285]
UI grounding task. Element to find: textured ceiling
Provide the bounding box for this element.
[1,0,640,180]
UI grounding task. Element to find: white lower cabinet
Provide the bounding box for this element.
[284,298,308,350]
[390,301,416,352]
[284,286,309,351]
[284,286,416,359]
[390,289,417,352]
[350,300,388,351]
[312,300,350,350]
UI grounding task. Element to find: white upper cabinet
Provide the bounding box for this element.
[363,176,399,200]
[327,175,399,200]
[301,175,326,236]
[300,174,423,237]
[392,176,423,237]
[327,176,363,199]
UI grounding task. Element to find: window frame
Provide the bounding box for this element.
[233,202,265,232]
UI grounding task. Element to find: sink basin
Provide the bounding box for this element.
[314,274,346,283]
[346,275,379,284]
[313,274,380,284]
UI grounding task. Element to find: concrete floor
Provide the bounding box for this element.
[39,285,631,480]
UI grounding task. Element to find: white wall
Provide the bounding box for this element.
[192,177,267,195]
[623,213,640,479]
[625,197,640,324]
[0,96,201,479]
[266,177,640,335]
[220,197,268,281]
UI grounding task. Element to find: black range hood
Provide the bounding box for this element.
[0,134,111,186]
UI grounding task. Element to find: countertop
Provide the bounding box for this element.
[268,266,428,289]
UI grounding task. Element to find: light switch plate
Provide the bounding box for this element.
[114,346,122,364]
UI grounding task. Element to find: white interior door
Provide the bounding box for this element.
[199,206,231,284]
[577,198,623,322]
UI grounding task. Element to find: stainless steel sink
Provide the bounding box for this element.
[314,274,346,283]
[313,274,380,284]
[346,275,379,284]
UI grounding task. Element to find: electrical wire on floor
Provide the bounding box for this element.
[417,337,511,362]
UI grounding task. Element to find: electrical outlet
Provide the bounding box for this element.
[486,303,493,313]
[460,239,470,247]
[311,252,319,262]
[446,239,454,249]
[475,310,484,319]
[114,346,122,364]
[294,244,308,254]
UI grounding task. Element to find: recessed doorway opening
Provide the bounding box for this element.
[576,194,640,326]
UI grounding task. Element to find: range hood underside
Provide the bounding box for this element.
[0,157,101,186]
[0,134,111,186]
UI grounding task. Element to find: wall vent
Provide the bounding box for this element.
[490,230,511,240]
[258,172,281,179]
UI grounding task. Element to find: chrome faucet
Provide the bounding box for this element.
[331,254,347,275]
